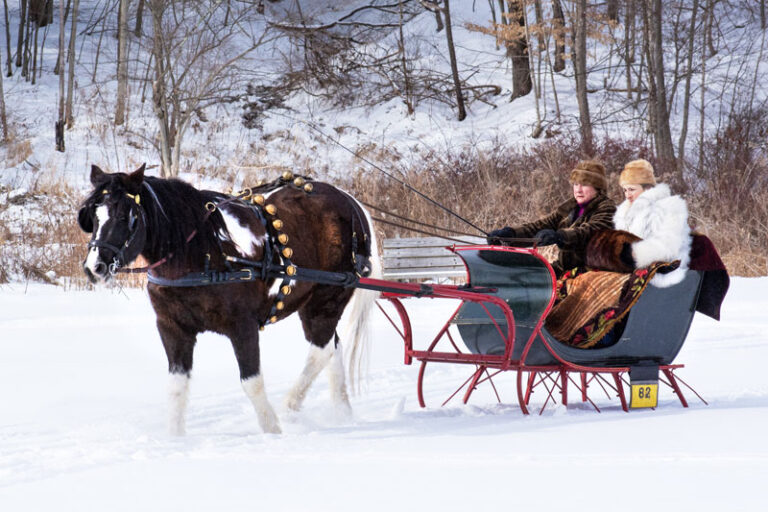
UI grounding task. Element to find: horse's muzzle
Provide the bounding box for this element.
[83,260,110,283]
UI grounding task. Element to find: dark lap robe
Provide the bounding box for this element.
[545,262,675,348]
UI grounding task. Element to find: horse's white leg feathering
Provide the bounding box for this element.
[242,374,281,434]
[284,343,333,412]
[168,372,190,436]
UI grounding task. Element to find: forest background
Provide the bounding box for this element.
[0,0,766,285]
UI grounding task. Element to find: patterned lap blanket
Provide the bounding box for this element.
[544,262,675,348]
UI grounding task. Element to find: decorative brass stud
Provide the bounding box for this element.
[265,204,277,216]
[285,265,297,276]
[252,194,265,205]
[282,247,293,258]
[260,325,265,331]
[272,219,284,230]
[282,171,294,181]
[276,301,285,311]
[303,183,313,193]
[293,177,305,187]
[270,315,278,324]
[278,233,289,244]
[281,285,292,295]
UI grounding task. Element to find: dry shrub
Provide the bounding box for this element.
[5,138,33,167]
[343,134,766,278]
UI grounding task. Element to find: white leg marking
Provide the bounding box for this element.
[242,374,281,434]
[328,340,352,414]
[168,372,190,436]
[285,344,333,412]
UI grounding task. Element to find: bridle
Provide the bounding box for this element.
[87,191,146,275]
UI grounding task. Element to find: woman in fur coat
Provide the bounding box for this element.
[614,159,692,287]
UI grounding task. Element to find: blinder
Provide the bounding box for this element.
[86,192,147,274]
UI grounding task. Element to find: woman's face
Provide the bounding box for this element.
[622,184,644,204]
[572,182,598,205]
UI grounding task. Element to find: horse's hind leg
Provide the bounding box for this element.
[230,324,281,434]
[286,291,353,413]
[157,320,196,436]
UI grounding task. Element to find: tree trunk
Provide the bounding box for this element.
[56,0,65,151]
[135,0,145,36]
[432,3,443,32]
[551,0,565,72]
[507,0,532,100]
[488,0,498,49]
[677,0,699,170]
[398,0,414,115]
[624,0,636,100]
[16,0,27,68]
[30,21,38,84]
[150,0,174,176]
[607,0,619,23]
[3,0,12,76]
[761,0,765,30]
[442,0,466,121]
[22,5,32,78]
[574,0,593,152]
[649,0,675,165]
[115,0,129,126]
[65,0,79,128]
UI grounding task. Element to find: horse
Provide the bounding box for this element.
[77,164,380,435]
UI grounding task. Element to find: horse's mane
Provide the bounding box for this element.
[139,177,229,266]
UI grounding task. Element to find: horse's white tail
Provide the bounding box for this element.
[341,200,382,394]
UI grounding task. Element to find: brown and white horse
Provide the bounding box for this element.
[78,164,379,435]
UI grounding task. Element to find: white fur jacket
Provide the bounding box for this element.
[613,184,692,287]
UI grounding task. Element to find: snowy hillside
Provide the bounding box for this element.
[0,279,766,510]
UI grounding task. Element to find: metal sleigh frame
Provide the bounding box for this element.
[370,245,708,415]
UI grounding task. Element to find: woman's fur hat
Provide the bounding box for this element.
[620,159,657,186]
[569,160,607,191]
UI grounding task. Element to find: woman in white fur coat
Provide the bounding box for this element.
[614,159,692,287]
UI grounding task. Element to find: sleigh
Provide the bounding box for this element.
[372,244,707,414]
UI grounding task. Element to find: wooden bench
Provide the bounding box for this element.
[381,236,484,281]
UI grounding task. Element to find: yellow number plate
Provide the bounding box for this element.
[630,382,658,408]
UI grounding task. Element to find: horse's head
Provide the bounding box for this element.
[78,164,148,282]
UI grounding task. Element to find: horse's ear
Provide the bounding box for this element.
[78,206,93,233]
[90,165,108,186]
[126,164,146,193]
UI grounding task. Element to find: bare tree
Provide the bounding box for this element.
[135,0,145,36]
[147,0,269,176]
[551,0,565,72]
[607,0,619,23]
[573,0,593,151]
[3,0,11,76]
[423,1,466,120]
[645,0,675,166]
[0,55,6,142]
[677,0,699,169]
[65,0,79,128]
[56,0,65,151]
[762,0,766,29]
[115,0,129,126]
[502,0,532,100]
[16,0,27,68]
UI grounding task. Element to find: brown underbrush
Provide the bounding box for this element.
[345,135,767,277]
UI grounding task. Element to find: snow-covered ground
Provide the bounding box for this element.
[1,278,766,510]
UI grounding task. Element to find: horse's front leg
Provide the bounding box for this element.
[157,319,197,436]
[230,325,281,434]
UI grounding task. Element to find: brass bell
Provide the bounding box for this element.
[278,233,289,245]
[303,183,313,193]
[282,247,293,258]
[276,301,285,311]
[285,265,297,276]
[282,171,294,181]
[293,177,305,187]
[252,194,265,205]
[270,315,278,324]
[272,219,284,230]
[281,285,292,295]
[265,204,277,216]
